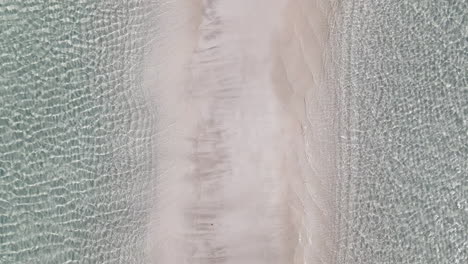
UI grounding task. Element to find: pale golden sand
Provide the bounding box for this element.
[144,0,337,263]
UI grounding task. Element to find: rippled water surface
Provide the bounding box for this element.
[0,0,466,263]
[333,1,467,263]
[0,1,154,263]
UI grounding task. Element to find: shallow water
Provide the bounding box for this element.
[0,1,154,263]
[333,1,467,263]
[0,0,466,263]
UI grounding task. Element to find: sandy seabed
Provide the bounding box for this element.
[144,0,338,263]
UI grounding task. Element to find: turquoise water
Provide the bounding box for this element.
[0,1,154,263]
[333,1,467,263]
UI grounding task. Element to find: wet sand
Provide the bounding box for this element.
[145,0,337,263]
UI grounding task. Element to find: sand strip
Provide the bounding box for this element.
[145,1,337,263]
